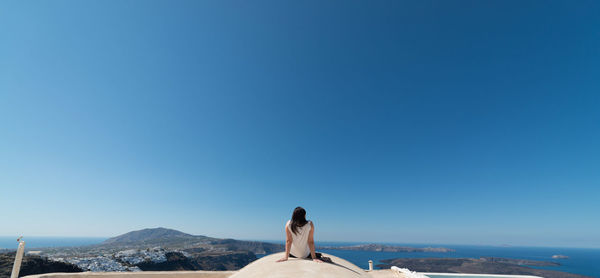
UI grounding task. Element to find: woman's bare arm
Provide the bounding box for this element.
[308,222,322,262]
[277,223,293,262]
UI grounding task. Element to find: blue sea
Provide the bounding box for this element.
[264,241,600,278]
[2,238,598,277]
[0,236,106,249]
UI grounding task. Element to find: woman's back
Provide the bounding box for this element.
[286,220,312,258]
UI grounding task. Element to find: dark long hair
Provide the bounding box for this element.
[290,206,308,235]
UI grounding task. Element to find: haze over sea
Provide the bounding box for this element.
[0,237,107,249]
[317,244,600,278]
[2,237,598,277]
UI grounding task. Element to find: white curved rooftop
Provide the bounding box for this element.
[229,252,371,278]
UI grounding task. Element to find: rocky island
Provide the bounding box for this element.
[377,257,591,278]
[319,244,454,253]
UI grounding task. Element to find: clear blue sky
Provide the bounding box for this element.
[1,1,599,248]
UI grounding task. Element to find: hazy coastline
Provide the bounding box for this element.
[3,229,598,277]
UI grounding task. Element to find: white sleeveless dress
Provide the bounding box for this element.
[286,220,312,258]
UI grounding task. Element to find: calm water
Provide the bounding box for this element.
[262,241,600,278]
[0,236,106,249]
[326,245,599,278]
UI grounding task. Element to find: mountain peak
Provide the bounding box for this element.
[102,227,196,245]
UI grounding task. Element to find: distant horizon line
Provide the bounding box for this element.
[0,235,597,250]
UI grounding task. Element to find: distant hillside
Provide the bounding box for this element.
[134,251,256,271]
[209,239,284,255]
[0,252,82,277]
[26,227,284,273]
[102,227,205,245]
[99,227,283,254]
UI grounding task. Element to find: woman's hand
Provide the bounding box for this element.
[276,257,288,262]
[313,258,324,263]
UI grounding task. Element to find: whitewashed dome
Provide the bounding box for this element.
[229,252,372,278]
